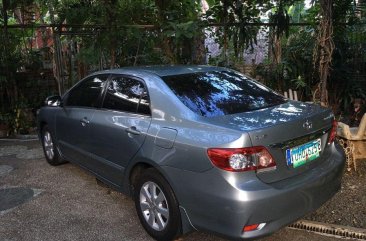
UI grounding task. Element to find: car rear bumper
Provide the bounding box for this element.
[161,142,345,240]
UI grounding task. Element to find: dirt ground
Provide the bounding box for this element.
[1,139,351,241]
[306,160,366,229]
[0,139,365,241]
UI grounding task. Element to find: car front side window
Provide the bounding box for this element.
[65,74,109,108]
[102,76,151,115]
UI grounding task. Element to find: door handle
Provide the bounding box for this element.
[80,117,90,127]
[125,126,141,135]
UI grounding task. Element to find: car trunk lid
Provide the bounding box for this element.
[205,101,335,183]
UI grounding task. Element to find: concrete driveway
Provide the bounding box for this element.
[0,139,352,241]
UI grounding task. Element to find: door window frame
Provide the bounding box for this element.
[100,74,151,116]
[62,74,111,109]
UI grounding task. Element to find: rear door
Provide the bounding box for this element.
[56,74,109,166]
[88,75,152,185]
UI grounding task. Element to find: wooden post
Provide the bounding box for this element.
[48,1,65,95]
[289,88,293,100]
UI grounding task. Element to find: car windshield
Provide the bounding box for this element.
[161,70,286,117]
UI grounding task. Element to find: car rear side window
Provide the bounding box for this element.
[161,70,286,117]
[65,75,109,108]
[102,76,151,115]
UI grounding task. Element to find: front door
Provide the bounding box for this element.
[56,108,95,165]
[56,74,109,167]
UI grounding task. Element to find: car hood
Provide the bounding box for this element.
[204,100,333,132]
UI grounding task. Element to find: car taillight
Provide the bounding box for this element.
[207,146,276,172]
[328,120,337,144]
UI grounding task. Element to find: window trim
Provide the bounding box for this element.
[100,74,152,116]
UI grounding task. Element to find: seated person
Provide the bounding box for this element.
[349,98,366,127]
[339,98,365,127]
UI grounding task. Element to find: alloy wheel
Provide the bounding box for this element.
[139,181,169,231]
[43,131,54,160]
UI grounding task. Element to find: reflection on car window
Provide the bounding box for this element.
[66,75,109,108]
[161,71,286,117]
[103,76,150,115]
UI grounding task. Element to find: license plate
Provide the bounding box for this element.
[286,139,321,168]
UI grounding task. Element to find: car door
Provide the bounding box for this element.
[55,74,109,167]
[87,75,152,185]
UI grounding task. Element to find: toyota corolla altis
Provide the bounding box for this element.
[37,66,345,240]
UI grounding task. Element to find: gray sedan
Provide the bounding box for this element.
[37,65,345,241]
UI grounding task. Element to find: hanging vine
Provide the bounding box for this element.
[268,1,290,91]
[313,0,335,106]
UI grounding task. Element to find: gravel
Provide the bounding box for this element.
[306,160,366,229]
[0,139,365,241]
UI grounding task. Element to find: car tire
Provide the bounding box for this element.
[41,125,66,166]
[134,168,182,241]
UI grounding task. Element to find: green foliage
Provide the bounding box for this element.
[256,1,316,95]
[1,0,366,121]
[283,27,316,83]
[328,0,366,109]
[156,0,202,63]
[269,2,291,37]
[259,0,366,106]
[45,0,203,66]
[288,2,307,23]
[331,23,366,109]
[0,98,35,134]
[205,1,265,59]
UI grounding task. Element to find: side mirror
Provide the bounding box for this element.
[44,95,62,107]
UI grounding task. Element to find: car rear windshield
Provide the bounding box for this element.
[161,70,286,117]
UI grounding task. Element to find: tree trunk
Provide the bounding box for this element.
[48,1,65,95]
[314,0,334,106]
[268,30,284,92]
[77,43,87,79]
[273,34,283,91]
[356,0,366,18]
[192,31,206,64]
[155,0,177,64]
[1,0,18,110]
[105,0,118,68]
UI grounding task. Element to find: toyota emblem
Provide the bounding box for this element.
[303,120,313,130]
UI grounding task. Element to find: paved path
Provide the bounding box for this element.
[0,140,355,241]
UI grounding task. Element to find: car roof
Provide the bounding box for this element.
[95,65,227,77]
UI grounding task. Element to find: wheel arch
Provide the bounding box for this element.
[38,121,47,139]
[125,158,173,197]
[126,160,195,235]
[128,162,153,195]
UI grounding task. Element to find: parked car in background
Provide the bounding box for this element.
[37,65,345,241]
